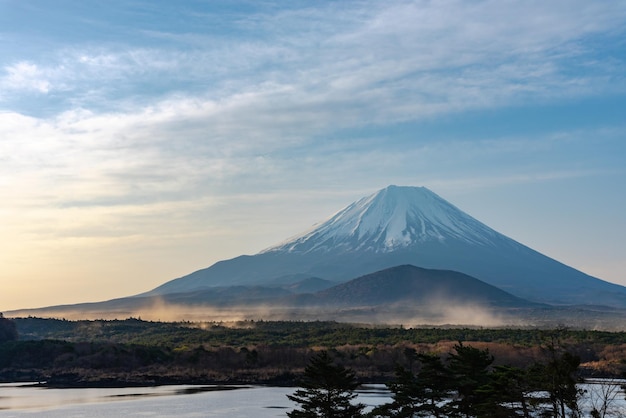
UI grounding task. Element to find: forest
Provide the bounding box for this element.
[1,317,626,390]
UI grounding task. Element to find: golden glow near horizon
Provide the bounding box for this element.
[1,1,625,311]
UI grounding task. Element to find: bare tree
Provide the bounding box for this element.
[587,379,626,418]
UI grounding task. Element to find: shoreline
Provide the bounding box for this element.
[0,370,304,389]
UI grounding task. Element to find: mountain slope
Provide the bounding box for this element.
[148,185,626,307]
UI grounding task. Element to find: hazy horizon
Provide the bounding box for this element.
[1,0,625,311]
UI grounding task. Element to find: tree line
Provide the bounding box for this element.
[2,316,626,393]
[12,317,626,348]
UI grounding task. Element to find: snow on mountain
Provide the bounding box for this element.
[263,185,503,254]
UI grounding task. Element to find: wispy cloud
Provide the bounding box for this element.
[2,1,624,115]
[2,99,621,217]
[2,61,51,93]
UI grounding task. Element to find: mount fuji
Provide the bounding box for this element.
[149,185,626,307]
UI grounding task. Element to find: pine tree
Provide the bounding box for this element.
[475,365,535,417]
[415,353,453,417]
[371,365,421,417]
[446,342,494,417]
[287,350,364,418]
[371,353,452,418]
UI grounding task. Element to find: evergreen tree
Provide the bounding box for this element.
[415,353,452,417]
[372,353,452,418]
[287,350,364,418]
[475,365,535,418]
[446,342,494,417]
[403,347,418,373]
[371,365,422,417]
[529,350,582,418]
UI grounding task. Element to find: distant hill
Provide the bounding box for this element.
[299,265,536,308]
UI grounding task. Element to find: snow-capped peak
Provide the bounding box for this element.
[262,185,501,254]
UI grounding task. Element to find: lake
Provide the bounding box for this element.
[0,383,389,417]
[0,381,624,417]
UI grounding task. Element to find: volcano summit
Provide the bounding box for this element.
[264,185,504,253]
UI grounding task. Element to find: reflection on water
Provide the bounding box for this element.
[0,383,392,417]
[2,381,623,417]
[0,383,332,417]
[174,385,251,395]
[0,383,273,416]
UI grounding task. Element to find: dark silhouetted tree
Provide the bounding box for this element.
[403,347,418,372]
[587,378,625,418]
[0,313,18,343]
[475,364,535,417]
[287,350,364,418]
[371,365,422,417]
[446,342,494,417]
[530,349,582,418]
[372,353,451,418]
[415,353,453,417]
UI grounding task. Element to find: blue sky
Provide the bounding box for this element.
[1,0,625,310]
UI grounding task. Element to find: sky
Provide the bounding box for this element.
[0,0,625,311]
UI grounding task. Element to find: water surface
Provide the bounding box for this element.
[0,383,387,417]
